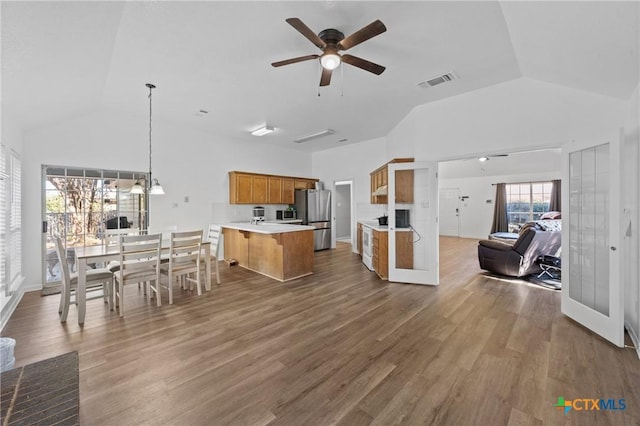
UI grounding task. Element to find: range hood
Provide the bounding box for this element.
[372,185,388,196]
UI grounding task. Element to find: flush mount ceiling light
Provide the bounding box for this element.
[251,125,275,136]
[478,156,489,162]
[294,129,335,144]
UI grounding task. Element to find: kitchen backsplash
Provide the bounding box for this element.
[211,203,291,223]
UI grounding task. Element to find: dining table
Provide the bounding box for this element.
[74,240,211,325]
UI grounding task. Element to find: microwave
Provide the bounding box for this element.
[395,209,410,228]
[276,210,296,220]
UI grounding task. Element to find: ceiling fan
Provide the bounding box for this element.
[272,17,387,87]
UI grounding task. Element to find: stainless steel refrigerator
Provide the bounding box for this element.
[295,189,331,251]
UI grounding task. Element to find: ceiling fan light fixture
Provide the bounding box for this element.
[251,125,275,136]
[320,52,341,70]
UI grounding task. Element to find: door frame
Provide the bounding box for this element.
[333,179,354,251]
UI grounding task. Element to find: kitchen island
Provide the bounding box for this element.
[221,222,315,282]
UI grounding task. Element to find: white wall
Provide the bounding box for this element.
[439,171,560,239]
[623,84,640,356]
[21,109,312,288]
[388,77,626,161]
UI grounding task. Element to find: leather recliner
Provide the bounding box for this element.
[477,227,561,277]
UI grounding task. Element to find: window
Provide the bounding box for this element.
[1,146,22,296]
[506,181,553,232]
[43,166,148,284]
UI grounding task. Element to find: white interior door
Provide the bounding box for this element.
[439,188,460,237]
[561,133,623,347]
[388,161,439,285]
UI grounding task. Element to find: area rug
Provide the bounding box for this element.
[41,284,62,296]
[0,351,79,425]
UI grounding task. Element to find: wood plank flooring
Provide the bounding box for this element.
[2,237,639,425]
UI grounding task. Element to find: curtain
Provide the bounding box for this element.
[549,179,561,212]
[490,183,508,233]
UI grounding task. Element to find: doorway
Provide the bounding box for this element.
[334,180,353,246]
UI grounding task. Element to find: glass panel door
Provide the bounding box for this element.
[388,161,439,285]
[561,133,623,347]
[42,166,148,285]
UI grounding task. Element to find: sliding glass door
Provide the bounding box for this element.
[42,166,148,286]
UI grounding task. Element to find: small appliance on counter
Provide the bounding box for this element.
[377,215,388,226]
[276,209,296,220]
[252,206,265,223]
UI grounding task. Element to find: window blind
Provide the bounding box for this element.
[0,145,7,294]
[9,151,21,291]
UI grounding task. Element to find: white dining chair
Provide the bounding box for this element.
[206,224,222,284]
[160,230,203,304]
[113,233,162,317]
[54,237,114,323]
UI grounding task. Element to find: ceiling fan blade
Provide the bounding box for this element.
[319,67,332,86]
[286,18,326,50]
[338,20,386,51]
[341,54,386,75]
[271,54,319,67]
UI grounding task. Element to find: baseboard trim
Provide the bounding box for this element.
[1,288,25,333]
[624,321,640,360]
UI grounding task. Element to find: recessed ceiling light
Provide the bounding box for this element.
[251,125,275,136]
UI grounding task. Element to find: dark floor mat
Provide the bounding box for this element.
[1,351,79,425]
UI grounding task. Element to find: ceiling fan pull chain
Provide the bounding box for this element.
[341,63,344,97]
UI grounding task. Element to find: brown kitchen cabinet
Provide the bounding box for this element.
[370,158,414,204]
[268,176,282,204]
[372,230,414,280]
[282,178,295,204]
[229,171,318,204]
[357,223,363,256]
[294,179,316,190]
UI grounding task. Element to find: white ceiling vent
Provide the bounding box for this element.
[418,71,459,88]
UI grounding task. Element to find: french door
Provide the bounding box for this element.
[388,161,439,285]
[42,166,148,285]
[561,133,623,347]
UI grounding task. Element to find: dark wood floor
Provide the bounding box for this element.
[3,237,639,425]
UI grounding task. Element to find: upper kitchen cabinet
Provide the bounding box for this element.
[294,179,316,190]
[370,158,414,204]
[282,178,295,204]
[229,171,317,204]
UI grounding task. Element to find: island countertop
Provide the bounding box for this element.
[221,223,315,282]
[221,222,314,234]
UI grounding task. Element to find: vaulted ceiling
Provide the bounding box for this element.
[2,1,638,152]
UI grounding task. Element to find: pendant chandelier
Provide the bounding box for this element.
[130,83,164,195]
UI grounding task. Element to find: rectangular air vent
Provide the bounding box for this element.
[418,71,459,88]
